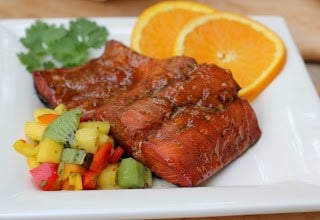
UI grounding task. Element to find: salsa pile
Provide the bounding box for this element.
[13,104,152,191]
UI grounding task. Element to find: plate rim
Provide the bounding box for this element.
[1,16,320,219]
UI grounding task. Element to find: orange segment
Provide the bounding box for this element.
[131,1,216,59]
[174,13,286,101]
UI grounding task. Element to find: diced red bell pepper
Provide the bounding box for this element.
[51,179,62,191]
[108,146,124,163]
[80,116,89,122]
[29,162,59,191]
[82,170,99,190]
[89,142,112,172]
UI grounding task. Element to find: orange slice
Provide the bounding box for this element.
[174,13,286,101]
[130,1,216,59]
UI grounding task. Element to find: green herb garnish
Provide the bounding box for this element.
[40,180,47,188]
[18,18,108,72]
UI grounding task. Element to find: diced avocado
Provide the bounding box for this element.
[60,148,86,164]
[42,108,81,146]
[117,158,152,189]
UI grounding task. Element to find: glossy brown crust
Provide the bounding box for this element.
[33,40,261,186]
[33,40,156,116]
[140,99,261,186]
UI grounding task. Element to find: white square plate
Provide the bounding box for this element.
[0,17,320,220]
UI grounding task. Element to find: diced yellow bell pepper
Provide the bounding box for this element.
[97,163,118,189]
[26,155,40,169]
[13,139,39,157]
[69,173,83,190]
[24,121,47,141]
[36,138,63,163]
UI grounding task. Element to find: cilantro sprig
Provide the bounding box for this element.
[18,18,108,73]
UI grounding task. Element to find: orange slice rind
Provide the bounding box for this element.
[131,1,216,59]
[174,13,286,101]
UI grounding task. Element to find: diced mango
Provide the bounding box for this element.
[59,163,86,181]
[97,164,118,189]
[75,127,99,153]
[33,108,59,122]
[36,138,63,163]
[26,155,40,169]
[13,139,39,157]
[54,104,67,114]
[24,121,47,141]
[68,173,83,190]
[79,121,111,134]
[61,178,74,191]
[97,134,115,147]
[28,138,39,146]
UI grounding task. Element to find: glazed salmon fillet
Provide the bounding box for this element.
[33,40,261,186]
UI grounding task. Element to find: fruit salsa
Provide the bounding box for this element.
[13,104,152,190]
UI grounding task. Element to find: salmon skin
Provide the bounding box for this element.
[33,40,261,186]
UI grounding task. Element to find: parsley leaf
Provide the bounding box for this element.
[18,18,108,73]
[17,52,42,72]
[48,36,89,67]
[69,18,108,48]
